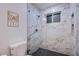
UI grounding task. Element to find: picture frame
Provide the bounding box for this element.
[7,10,19,27]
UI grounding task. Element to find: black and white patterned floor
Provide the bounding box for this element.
[31,48,68,56]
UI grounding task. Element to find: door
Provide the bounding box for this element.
[27,4,41,54]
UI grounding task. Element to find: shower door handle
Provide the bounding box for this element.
[28,29,38,38]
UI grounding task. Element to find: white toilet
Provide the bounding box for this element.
[10,41,27,56]
[1,55,7,56]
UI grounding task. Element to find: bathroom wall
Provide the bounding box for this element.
[40,4,75,55]
[0,4,27,55]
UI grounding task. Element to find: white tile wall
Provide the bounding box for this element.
[40,4,75,55]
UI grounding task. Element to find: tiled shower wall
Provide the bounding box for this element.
[75,4,79,56]
[40,4,76,55]
[27,3,79,56]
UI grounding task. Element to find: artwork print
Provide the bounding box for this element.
[7,10,19,27]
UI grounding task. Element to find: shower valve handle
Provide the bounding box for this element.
[35,29,38,32]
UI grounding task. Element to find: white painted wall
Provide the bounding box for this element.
[40,4,75,55]
[0,4,27,55]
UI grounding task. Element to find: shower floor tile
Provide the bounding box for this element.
[31,48,69,56]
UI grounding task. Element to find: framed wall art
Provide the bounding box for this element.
[7,10,19,27]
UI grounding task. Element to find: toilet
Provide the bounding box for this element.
[1,55,7,56]
[10,41,27,56]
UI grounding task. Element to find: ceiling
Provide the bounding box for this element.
[32,3,64,11]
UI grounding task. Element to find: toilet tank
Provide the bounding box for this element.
[10,41,27,56]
